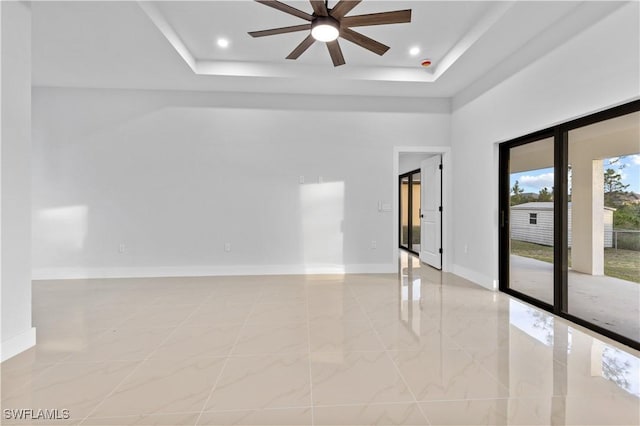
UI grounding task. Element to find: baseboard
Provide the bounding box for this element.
[1,327,36,362]
[32,263,397,281]
[451,264,497,291]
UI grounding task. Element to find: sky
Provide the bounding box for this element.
[510,154,640,195]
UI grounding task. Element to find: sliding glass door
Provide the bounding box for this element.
[500,100,640,349]
[399,170,421,254]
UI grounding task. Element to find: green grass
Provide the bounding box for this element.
[510,240,640,284]
[511,240,557,264]
[604,248,640,283]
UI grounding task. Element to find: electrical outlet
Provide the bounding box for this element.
[318,176,323,183]
[299,175,305,184]
[224,242,232,252]
[118,243,126,254]
[371,240,377,249]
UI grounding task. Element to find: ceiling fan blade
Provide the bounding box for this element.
[341,10,411,27]
[327,40,345,66]
[340,27,389,56]
[248,24,311,38]
[286,34,316,59]
[255,0,313,21]
[329,0,362,18]
[309,0,328,16]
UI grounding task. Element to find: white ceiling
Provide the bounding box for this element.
[31,1,627,99]
[154,1,490,67]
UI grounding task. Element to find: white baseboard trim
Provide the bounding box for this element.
[1,327,36,362]
[32,263,396,281]
[451,264,498,291]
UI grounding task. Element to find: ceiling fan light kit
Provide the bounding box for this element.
[249,0,412,67]
[311,16,340,42]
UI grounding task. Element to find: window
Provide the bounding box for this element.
[529,213,537,225]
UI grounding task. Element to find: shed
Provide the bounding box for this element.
[511,202,615,248]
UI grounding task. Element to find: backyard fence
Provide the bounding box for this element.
[613,229,640,251]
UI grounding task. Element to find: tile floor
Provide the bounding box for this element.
[1,254,639,425]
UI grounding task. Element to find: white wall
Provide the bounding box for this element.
[32,88,450,278]
[450,2,640,289]
[1,1,35,361]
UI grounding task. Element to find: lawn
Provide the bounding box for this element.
[510,240,640,284]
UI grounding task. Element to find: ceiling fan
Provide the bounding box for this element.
[248,0,412,67]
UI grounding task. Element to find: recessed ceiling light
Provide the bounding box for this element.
[409,46,420,56]
[217,38,229,48]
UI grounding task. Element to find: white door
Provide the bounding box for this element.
[420,155,442,269]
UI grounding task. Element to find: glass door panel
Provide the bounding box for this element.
[567,111,640,342]
[400,175,410,249]
[508,137,555,305]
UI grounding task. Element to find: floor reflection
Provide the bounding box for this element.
[400,250,423,337]
[397,250,639,425]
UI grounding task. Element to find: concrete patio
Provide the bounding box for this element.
[510,255,640,342]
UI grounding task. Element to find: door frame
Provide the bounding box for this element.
[393,146,451,272]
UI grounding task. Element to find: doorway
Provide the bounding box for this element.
[394,147,450,272]
[399,169,421,255]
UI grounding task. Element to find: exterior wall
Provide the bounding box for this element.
[604,209,613,248]
[511,209,554,246]
[512,207,614,248]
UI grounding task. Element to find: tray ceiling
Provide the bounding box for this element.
[31,1,627,98]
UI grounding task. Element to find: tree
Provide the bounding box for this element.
[538,187,552,202]
[614,203,640,230]
[604,168,629,194]
[604,168,630,208]
[511,180,526,205]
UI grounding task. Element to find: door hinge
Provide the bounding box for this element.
[438,163,443,170]
[438,206,442,212]
[439,248,443,254]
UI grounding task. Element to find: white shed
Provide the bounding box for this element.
[511,202,615,248]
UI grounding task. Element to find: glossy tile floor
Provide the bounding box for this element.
[1,253,639,425]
